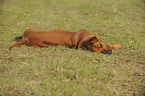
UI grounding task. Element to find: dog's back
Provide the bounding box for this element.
[9,29,79,50]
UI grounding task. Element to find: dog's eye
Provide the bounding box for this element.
[100,44,103,48]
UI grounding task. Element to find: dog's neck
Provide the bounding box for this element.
[73,32,95,49]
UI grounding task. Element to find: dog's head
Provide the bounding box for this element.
[81,36,112,55]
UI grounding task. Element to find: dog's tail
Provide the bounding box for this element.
[9,38,29,51]
[108,44,122,49]
[15,35,24,40]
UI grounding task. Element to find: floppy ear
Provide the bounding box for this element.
[108,44,122,49]
[89,36,98,44]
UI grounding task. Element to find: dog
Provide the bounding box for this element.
[9,29,122,55]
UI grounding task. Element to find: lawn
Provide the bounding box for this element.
[0,0,144,96]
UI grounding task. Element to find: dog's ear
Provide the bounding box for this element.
[89,36,98,44]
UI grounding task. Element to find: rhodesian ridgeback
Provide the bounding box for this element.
[9,29,122,55]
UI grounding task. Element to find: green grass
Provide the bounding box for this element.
[0,0,145,96]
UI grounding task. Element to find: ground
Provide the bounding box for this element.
[0,0,144,96]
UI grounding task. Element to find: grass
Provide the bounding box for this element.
[0,0,145,96]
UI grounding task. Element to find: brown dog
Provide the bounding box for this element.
[9,29,122,54]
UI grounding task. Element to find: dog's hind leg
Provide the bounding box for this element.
[28,41,51,47]
[9,38,29,51]
[35,41,51,47]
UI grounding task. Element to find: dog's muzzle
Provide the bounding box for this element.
[102,46,112,55]
[106,46,112,55]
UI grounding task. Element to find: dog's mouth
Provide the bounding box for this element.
[87,45,112,55]
[91,48,112,55]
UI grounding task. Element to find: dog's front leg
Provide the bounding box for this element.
[108,44,122,49]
